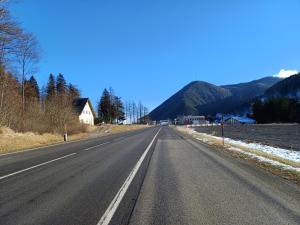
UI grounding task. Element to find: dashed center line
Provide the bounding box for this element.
[83,142,111,151]
[0,141,113,181]
[0,153,77,181]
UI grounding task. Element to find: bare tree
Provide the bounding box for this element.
[0,2,23,114]
[14,32,40,113]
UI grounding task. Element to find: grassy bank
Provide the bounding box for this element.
[0,125,149,154]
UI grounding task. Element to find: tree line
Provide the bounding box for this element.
[0,69,83,133]
[0,2,86,134]
[97,88,150,124]
[252,97,300,123]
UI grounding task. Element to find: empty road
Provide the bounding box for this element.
[0,126,299,225]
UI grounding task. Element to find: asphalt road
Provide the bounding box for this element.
[1,126,300,225]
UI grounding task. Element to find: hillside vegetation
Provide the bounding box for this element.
[253,74,300,123]
[150,77,280,120]
[149,81,232,120]
[265,73,300,98]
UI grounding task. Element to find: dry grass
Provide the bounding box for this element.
[0,127,63,154]
[0,125,149,154]
[87,124,149,138]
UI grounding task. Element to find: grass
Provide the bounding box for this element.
[0,127,63,154]
[0,125,149,154]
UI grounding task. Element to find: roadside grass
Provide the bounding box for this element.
[175,126,300,185]
[0,127,63,154]
[0,125,149,154]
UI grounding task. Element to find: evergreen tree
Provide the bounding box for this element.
[253,97,300,123]
[46,74,56,101]
[24,75,40,101]
[98,88,111,123]
[68,83,80,100]
[56,73,67,95]
[113,96,125,122]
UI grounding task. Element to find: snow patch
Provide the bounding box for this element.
[178,126,300,172]
[228,147,300,173]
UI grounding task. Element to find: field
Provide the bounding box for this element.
[194,124,300,151]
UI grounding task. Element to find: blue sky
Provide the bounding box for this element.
[10,0,300,110]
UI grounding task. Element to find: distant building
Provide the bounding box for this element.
[73,98,96,126]
[177,115,207,125]
[225,116,256,125]
[160,120,170,125]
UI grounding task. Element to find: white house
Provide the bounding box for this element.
[73,98,96,126]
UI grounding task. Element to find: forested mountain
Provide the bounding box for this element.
[149,81,232,120]
[264,73,300,98]
[196,77,280,115]
[149,77,280,120]
[252,74,300,123]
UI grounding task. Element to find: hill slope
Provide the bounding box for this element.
[264,73,300,98]
[149,77,280,120]
[149,81,232,120]
[196,77,280,115]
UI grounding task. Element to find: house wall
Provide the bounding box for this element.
[79,103,94,126]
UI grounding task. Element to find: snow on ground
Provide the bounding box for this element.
[178,126,300,172]
[228,147,300,173]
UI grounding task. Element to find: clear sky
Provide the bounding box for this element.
[10,0,300,110]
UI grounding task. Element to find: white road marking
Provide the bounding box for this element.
[0,153,77,180]
[83,142,111,151]
[97,128,161,225]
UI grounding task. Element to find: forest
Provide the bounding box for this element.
[252,97,300,123]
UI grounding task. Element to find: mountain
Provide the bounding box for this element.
[149,81,232,120]
[222,77,280,97]
[264,73,300,98]
[196,77,280,115]
[149,77,280,120]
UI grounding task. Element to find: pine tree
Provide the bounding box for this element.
[46,74,56,101]
[68,83,80,100]
[113,96,125,123]
[56,73,67,95]
[24,75,40,101]
[29,75,40,100]
[98,88,111,123]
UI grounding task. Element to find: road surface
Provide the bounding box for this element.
[0,126,299,225]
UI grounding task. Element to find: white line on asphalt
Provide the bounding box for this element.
[0,153,77,181]
[97,128,161,225]
[83,142,111,151]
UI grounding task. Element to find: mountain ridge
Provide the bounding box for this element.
[264,73,300,98]
[149,76,280,120]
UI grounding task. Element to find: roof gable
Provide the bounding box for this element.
[73,98,96,117]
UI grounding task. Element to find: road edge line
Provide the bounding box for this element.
[97,128,161,225]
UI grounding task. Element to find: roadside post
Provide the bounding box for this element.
[64,124,68,142]
[221,116,224,146]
